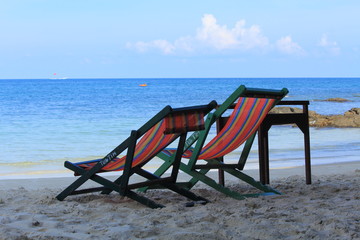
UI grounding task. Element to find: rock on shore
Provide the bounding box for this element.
[270,107,360,128]
[315,98,351,102]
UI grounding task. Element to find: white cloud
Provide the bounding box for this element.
[127,14,269,55]
[318,34,340,55]
[127,40,175,54]
[196,14,238,50]
[152,40,175,54]
[196,14,268,50]
[173,36,194,52]
[276,36,305,56]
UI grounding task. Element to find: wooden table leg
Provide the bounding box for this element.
[304,127,311,184]
[258,129,264,184]
[258,127,269,184]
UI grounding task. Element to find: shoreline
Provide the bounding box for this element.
[1,160,359,189]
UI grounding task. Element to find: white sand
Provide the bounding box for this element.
[0,162,359,240]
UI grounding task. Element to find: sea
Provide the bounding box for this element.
[1,78,359,179]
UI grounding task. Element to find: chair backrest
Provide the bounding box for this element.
[129,109,206,169]
[76,119,178,172]
[76,101,216,172]
[199,97,276,159]
[164,110,205,134]
[187,86,288,163]
[124,119,179,169]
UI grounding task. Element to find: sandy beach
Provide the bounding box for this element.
[0,161,359,240]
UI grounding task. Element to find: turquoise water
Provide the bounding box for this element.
[1,78,359,179]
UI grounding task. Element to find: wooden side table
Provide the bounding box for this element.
[258,100,311,185]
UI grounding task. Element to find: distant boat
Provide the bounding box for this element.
[50,73,68,80]
[139,84,147,87]
[50,77,68,80]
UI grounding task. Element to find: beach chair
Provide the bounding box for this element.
[56,101,217,208]
[144,85,289,200]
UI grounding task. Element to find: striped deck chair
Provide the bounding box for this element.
[143,85,289,200]
[56,101,217,208]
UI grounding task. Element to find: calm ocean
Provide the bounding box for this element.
[1,78,359,179]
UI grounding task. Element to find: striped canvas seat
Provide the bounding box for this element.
[75,120,179,172]
[75,110,205,172]
[161,97,276,161]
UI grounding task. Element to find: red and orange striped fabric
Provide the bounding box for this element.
[76,120,179,172]
[75,110,206,172]
[164,111,205,134]
[162,97,276,160]
[198,97,275,159]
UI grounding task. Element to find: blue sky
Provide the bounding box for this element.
[1,0,359,78]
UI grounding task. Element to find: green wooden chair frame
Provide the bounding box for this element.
[141,85,289,200]
[56,101,217,208]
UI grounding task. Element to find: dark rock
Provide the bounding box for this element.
[320,98,351,102]
[344,108,360,116]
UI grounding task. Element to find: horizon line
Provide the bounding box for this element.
[1,76,359,80]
